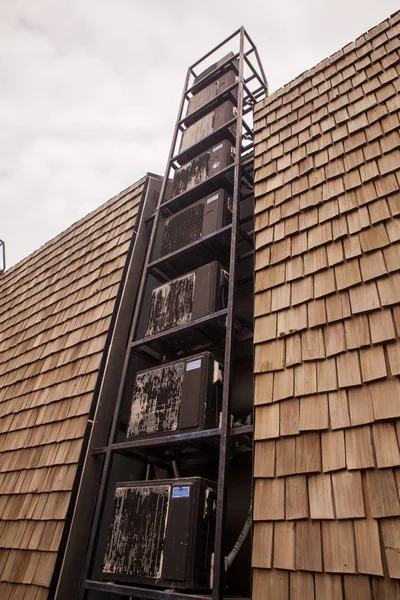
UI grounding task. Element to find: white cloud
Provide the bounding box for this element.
[1,0,399,267]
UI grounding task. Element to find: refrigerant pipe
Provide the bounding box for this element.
[225,508,252,569]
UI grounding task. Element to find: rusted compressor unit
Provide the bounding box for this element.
[187,53,237,115]
[170,140,234,198]
[145,261,228,337]
[127,352,222,439]
[180,100,236,153]
[103,477,216,589]
[155,188,231,259]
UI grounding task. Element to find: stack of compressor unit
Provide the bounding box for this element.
[98,47,257,597]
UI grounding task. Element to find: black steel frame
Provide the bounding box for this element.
[0,239,5,274]
[86,580,250,600]
[51,175,164,600]
[76,27,267,600]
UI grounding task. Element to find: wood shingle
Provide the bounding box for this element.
[253,9,400,596]
[0,177,148,596]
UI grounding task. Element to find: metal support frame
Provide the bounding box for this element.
[212,29,245,600]
[0,239,5,275]
[72,27,267,600]
[52,175,164,600]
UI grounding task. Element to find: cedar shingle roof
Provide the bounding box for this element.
[253,9,400,598]
[0,176,147,600]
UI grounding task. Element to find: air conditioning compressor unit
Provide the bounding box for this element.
[180,100,236,153]
[156,188,231,259]
[127,352,222,439]
[171,140,234,198]
[145,261,228,337]
[187,69,237,116]
[102,477,216,590]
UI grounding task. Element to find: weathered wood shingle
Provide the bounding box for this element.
[253,9,400,598]
[0,176,147,599]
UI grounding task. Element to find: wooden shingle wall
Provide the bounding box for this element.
[0,177,146,600]
[253,10,400,599]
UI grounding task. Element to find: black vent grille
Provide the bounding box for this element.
[160,203,204,256]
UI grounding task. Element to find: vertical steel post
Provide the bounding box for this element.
[0,240,5,274]
[212,27,245,600]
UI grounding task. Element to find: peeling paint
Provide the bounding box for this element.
[146,272,195,336]
[171,140,233,198]
[127,363,184,438]
[172,153,210,197]
[103,485,170,578]
[180,112,214,152]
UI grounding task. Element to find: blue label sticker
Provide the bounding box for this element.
[207,194,219,204]
[186,359,201,371]
[172,486,190,498]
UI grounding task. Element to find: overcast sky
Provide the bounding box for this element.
[1,0,399,268]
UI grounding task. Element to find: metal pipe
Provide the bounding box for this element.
[145,463,152,480]
[171,460,180,478]
[0,239,5,274]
